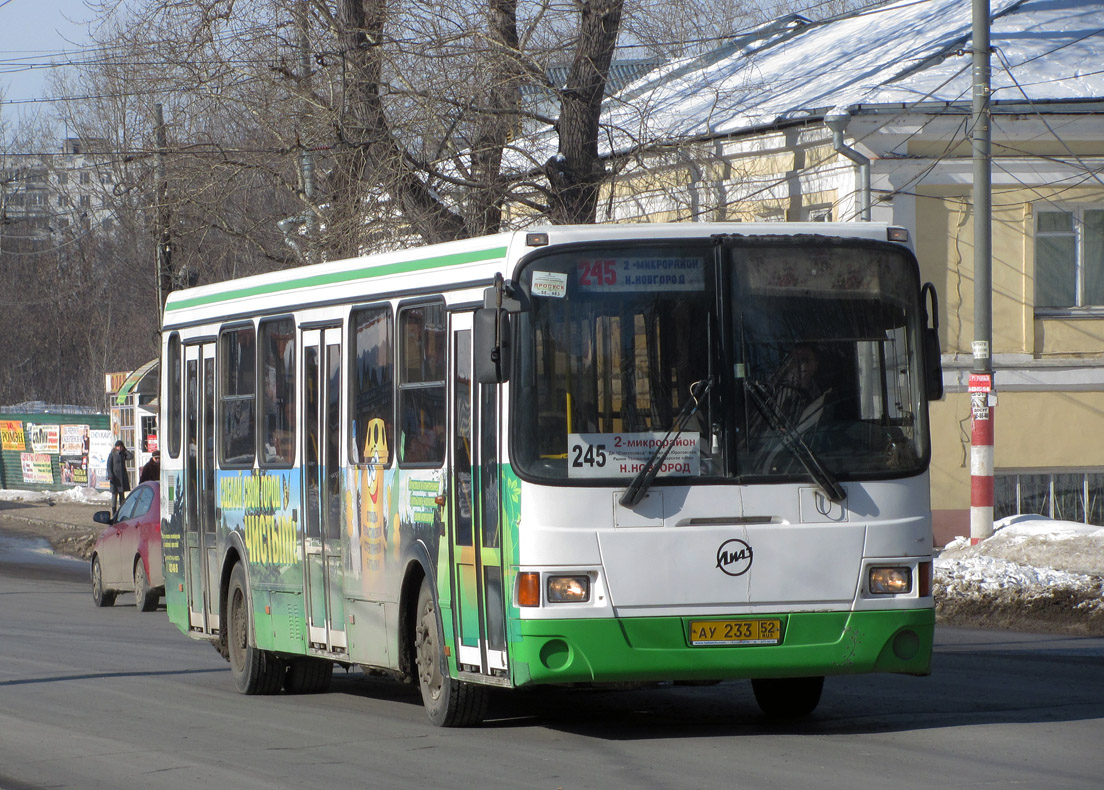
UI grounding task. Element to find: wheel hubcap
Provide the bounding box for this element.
[230,588,246,669]
[416,603,443,700]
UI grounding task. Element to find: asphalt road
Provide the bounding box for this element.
[3,530,1104,790]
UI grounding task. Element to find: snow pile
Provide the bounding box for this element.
[935,516,1104,633]
[0,487,110,505]
[55,487,111,505]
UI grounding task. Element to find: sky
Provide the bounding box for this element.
[0,0,95,124]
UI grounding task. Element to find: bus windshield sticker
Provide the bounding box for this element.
[531,270,569,298]
[575,256,705,293]
[567,432,700,479]
[741,252,882,295]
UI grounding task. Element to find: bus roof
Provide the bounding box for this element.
[161,221,907,329]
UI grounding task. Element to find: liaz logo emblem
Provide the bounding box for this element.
[716,538,753,576]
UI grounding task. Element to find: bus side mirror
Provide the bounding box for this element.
[474,308,512,384]
[921,282,944,401]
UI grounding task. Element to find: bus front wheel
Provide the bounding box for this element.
[751,676,824,720]
[227,562,284,694]
[414,578,487,727]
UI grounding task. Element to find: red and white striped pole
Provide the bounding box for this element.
[969,374,994,545]
[969,0,994,547]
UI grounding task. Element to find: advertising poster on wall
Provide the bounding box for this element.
[1,420,25,451]
[28,424,61,454]
[60,459,89,485]
[88,429,113,489]
[60,425,86,456]
[20,453,54,484]
[59,424,91,486]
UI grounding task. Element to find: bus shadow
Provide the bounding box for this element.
[476,668,1104,738]
[0,667,226,688]
[320,636,1104,737]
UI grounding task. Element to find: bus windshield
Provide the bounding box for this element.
[512,236,929,485]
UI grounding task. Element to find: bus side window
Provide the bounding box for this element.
[167,333,182,459]
[220,325,257,466]
[398,303,446,466]
[349,305,394,466]
[259,317,296,466]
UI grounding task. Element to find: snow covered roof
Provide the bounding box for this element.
[599,0,1104,147]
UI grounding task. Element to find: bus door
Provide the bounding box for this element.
[448,312,508,678]
[184,342,219,631]
[301,327,346,653]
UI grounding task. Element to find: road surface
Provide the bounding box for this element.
[2,530,1103,790]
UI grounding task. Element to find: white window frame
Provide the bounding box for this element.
[1034,203,1104,315]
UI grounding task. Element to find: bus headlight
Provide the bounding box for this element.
[869,566,912,595]
[547,575,590,603]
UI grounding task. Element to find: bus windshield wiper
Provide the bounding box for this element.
[620,377,713,508]
[743,379,846,503]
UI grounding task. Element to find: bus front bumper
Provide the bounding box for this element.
[509,608,934,686]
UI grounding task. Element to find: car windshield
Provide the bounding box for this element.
[510,236,929,486]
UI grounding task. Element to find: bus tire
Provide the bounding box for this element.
[285,658,334,694]
[751,676,824,720]
[134,560,159,612]
[227,562,284,695]
[91,556,116,607]
[414,578,487,727]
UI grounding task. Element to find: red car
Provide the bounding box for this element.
[90,482,164,611]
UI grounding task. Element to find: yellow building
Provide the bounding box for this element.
[575,0,1104,544]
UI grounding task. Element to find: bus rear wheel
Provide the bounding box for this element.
[751,676,824,720]
[414,578,487,727]
[227,562,284,694]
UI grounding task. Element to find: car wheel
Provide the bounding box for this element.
[91,555,116,607]
[134,560,159,612]
[227,562,284,694]
[414,577,486,726]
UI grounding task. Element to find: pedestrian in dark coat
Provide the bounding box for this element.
[107,441,131,517]
[139,451,160,484]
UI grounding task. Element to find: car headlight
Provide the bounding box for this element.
[869,566,912,595]
[546,575,590,603]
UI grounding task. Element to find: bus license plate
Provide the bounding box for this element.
[688,618,782,646]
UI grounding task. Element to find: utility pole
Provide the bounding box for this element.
[969,0,995,545]
[154,103,173,311]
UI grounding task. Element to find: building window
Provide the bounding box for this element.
[1035,207,1104,309]
[803,205,833,222]
[80,171,91,185]
[79,195,91,208]
[995,470,1104,525]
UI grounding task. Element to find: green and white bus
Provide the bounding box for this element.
[159,222,943,725]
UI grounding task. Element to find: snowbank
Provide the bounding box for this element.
[0,487,111,505]
[935,515,1104,634]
